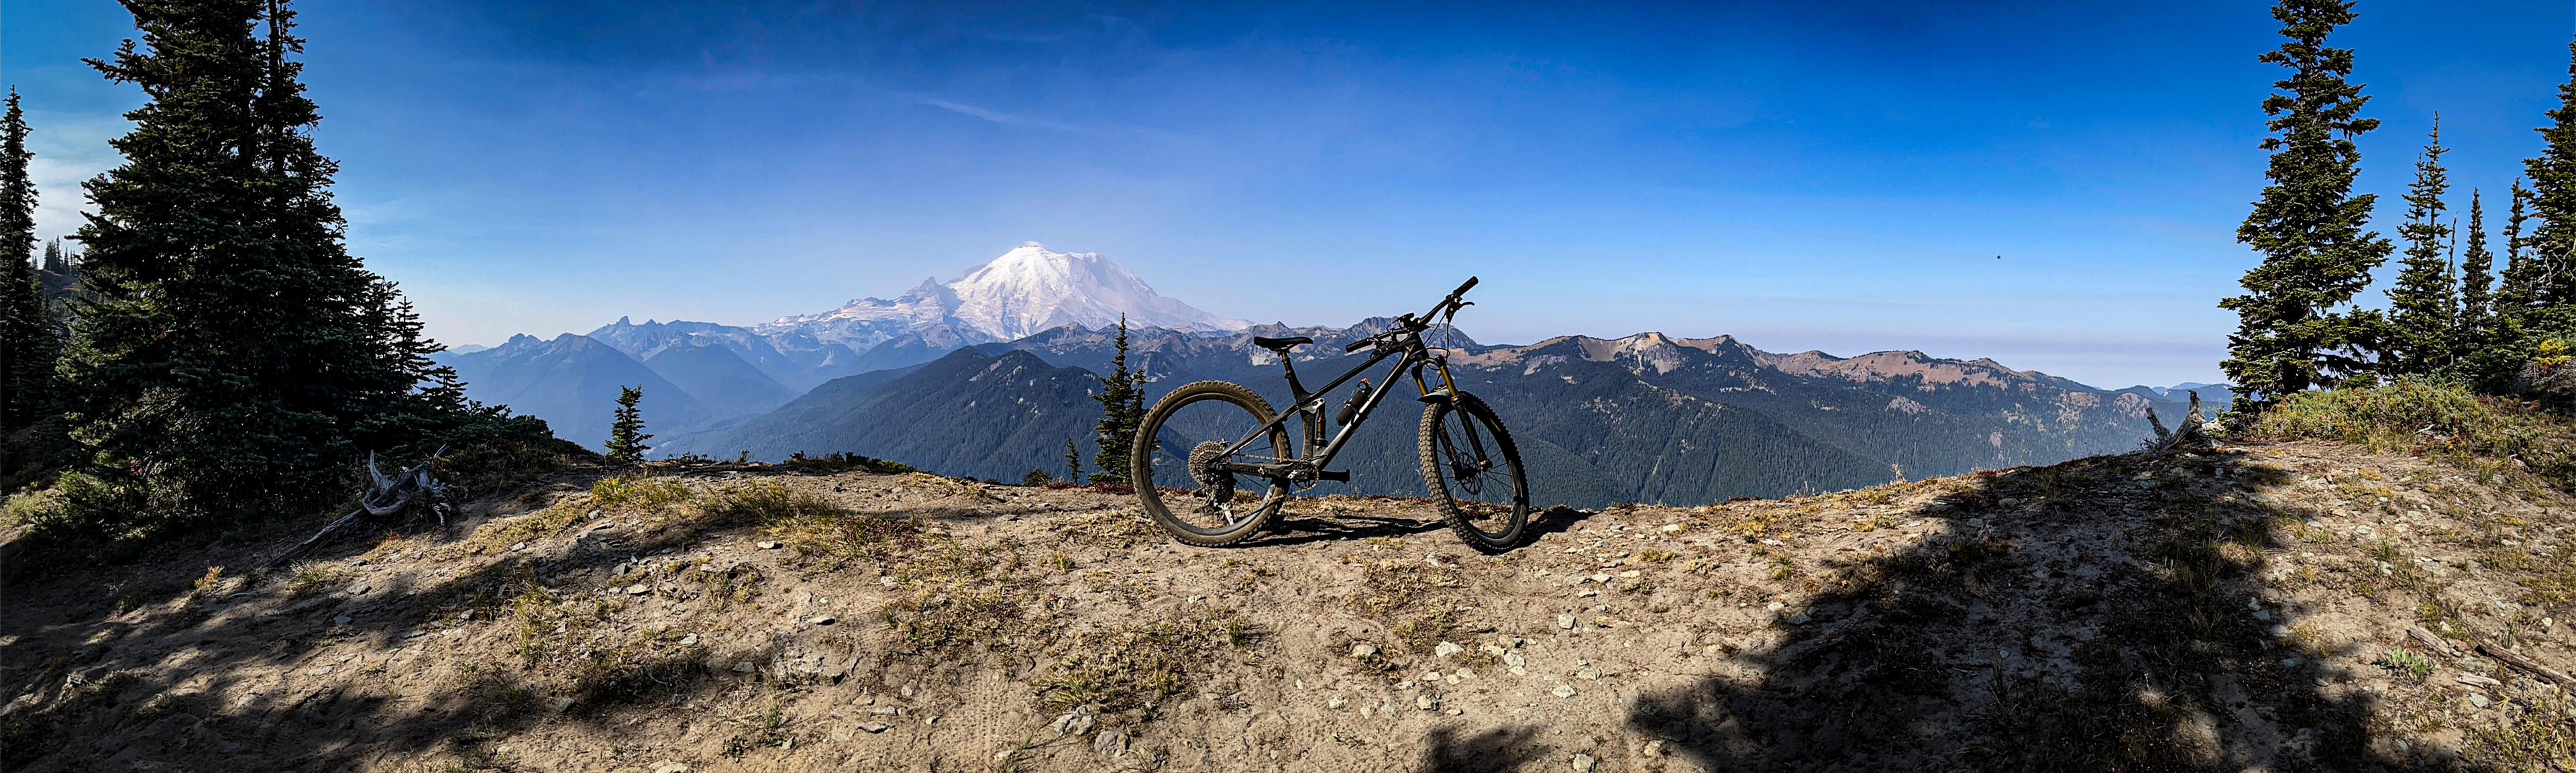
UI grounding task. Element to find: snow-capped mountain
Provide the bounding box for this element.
[757,242,1248,348]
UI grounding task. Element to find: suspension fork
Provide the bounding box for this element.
[1415,356,1492,470]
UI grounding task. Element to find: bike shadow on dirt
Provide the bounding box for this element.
[1624,449,2416,772]
[1245,504,1596,551]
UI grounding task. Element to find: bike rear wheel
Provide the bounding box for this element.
[1419,392,1529,552]
[1133,380,1293,547]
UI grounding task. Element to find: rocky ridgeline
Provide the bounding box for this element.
[3,441,2572,772]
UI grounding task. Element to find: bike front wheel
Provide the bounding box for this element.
[1133,380,1293,547]
[1419,392,1529,552]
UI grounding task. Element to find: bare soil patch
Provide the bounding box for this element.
[5,442,2573,771]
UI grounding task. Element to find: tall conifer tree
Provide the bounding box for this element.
[2501,181,2540,325]
[2457,189,2497,353]
[2220,0,2393,406]
[66,0,460,520]
[1,87,53,444]
[1089,315,1145,484]
[2385,117,2457,374]
[2525,37,2576,311]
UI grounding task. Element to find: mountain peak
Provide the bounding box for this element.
[762,243,1248,346]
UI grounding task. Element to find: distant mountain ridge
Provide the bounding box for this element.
[658,319,2187,507]
[442,242,2186,499]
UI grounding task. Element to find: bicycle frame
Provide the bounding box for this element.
[1205,319,1477,482]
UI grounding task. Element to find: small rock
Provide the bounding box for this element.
[307,665,333,676]
[1785,611,1811,625]
[552,697,576,712]
[1552,684,1578,698]
[759,541,782,550]
[1434,641,1465,659]
[872,707,902,715]
[1576,589,1599,598]
[333,614,353,626]
[511,542,527,552]
[1573,753,1598,771]
[653,763,690,773]
[626,584,651,595]
[1590,574,1611,583]
[346,582,371,596]
[1416,694,1438,711]
[1617,570,1642,578]
[1351,643,1379,658]
[1328,695,1347,709]
[858,722,890,733]
[809,615,836,625]
[1503,651,1525,668]
[1053,707,1097,737]
[678,633,699,647]
[2469,693,2491,709]
[1093,728,1129,757]
[1658,523,1684,533]
[733,662,757,673]
[1557,614,1577,630]
[2459,674,2504,687]
[1576,666,1602,681]
[1644,739,1666,757]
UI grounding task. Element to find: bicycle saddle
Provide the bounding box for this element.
[1251,336,1312,352]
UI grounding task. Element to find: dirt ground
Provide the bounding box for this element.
[4,440,2573,772]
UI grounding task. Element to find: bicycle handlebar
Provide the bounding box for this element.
[1345,276,1480,352]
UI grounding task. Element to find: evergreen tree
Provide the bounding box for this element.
[1064,437,1082,485]
[2525,36,2576,311]
[1,87,54,447]
[606,385,650,463]
[63,0,470,521]
[2384,117,2456,374]
[2220,0,2394,406]
[2456,189,2496,354]
[40,238,62,274]
[2501,181,2540,321]
[1089,315,1146,484]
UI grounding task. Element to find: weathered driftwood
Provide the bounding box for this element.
[258,452,454,571]
[2141,391,2218,454]
[2477,641,2576,687]
[2407,626,2463,658]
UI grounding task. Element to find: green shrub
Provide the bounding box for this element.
[2251,381,2576,488]
[781,451,916,475]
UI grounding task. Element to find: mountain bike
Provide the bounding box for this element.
[1130,277,1530,552]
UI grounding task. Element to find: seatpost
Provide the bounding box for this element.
[1275,351,1324,456]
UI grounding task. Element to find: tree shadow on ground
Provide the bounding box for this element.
[1627,449,2416,772]
[0,467,958,772]
[1417,723,1549,772]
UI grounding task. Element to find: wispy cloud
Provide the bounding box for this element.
[920,98,1091,134]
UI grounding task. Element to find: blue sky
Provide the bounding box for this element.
[5,1,2573,389]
